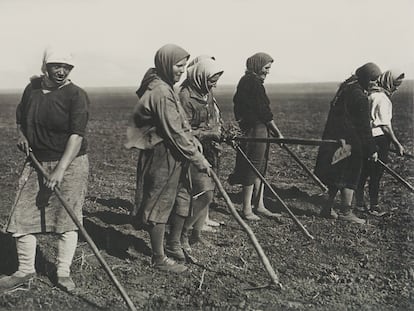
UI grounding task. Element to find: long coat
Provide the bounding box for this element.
[314,80,376,190]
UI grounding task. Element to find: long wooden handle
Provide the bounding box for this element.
[377,159,414,193]
[280,144,328,192]
[235,146,315,240]
[29,152,137,311]
[210,170,282,288]
[235,137,339,146]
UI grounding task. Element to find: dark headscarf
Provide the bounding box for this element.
[136,44,189,98]
[355,62,382,90]
[246,52,274,75]
[155,44,189,86]
[331,62,382,107]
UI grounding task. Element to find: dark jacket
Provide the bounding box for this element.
[233,73,273,130]
[314,80,377,189]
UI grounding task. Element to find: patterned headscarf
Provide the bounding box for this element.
[187,55,215,69]
[154,43,190,86]
[245,52,274,75]
[186,58,223,96]
[370,70,405,96]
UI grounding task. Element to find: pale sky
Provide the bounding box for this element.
[1,0,413,89]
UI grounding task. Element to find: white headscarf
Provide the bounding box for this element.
[186,58,223,96]
[41,47,74,75]
[40,47,74,90]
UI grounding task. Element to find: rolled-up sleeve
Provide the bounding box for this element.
[371,93,392,127]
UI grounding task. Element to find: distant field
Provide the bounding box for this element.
[0,81,413,310]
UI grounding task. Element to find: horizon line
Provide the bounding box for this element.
[1,79,413,93]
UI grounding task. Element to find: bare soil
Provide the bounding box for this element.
[0,84,413,310]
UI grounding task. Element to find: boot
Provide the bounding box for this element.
[0,271,36,293]
[338,206,365,224]
[165,241,185,262]
[56,277,76,292]
[151,256,187,273]
[0,234,38,293]
[190,229,211,247]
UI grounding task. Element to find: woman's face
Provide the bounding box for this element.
[259,62,272,80]
[172,58,187,83]
[47,63,73,86]
[207,73,221,90]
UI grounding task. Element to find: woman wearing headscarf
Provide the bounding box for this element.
[355,70,405,216]
[0,48,90,293]
[229,52,283,220]
[314,62,381,224]
[180,55,221,231]
[168,57,224,255]
[126,44,211,273]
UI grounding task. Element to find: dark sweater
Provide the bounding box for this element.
[233,73,273,130]
[16,78,89,161]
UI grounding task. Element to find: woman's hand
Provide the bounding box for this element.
[369,151,378,162]
[395,143,405,156]
[17,131,30,156]
[199,158,212,176]
[45,166,65,190]
[270,130,283,138]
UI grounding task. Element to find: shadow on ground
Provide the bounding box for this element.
[226,184,325,217]
[83,196,152,259]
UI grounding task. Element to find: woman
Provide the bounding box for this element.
[314,62,381,224]
[126,44,211,273]
[355,70,405,216]
[183,55,221,231]
[229,52,283,220]
[171,57,224,253]
[0,48,90,293]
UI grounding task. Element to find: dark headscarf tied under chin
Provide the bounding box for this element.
[155,44,189,86]
[355,62,382,89]
[136,44,189,98]
[246,52,274,75]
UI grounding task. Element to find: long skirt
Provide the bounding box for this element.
[6,154,89,234]
[133,142,190,225]
[314,104,363,190]
[229,123,269,186]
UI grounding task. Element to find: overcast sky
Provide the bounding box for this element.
[1,0,413,89]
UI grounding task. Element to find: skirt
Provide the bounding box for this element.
[6,154,89,234]
[229,123,269,186]
[133,142,191,225]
